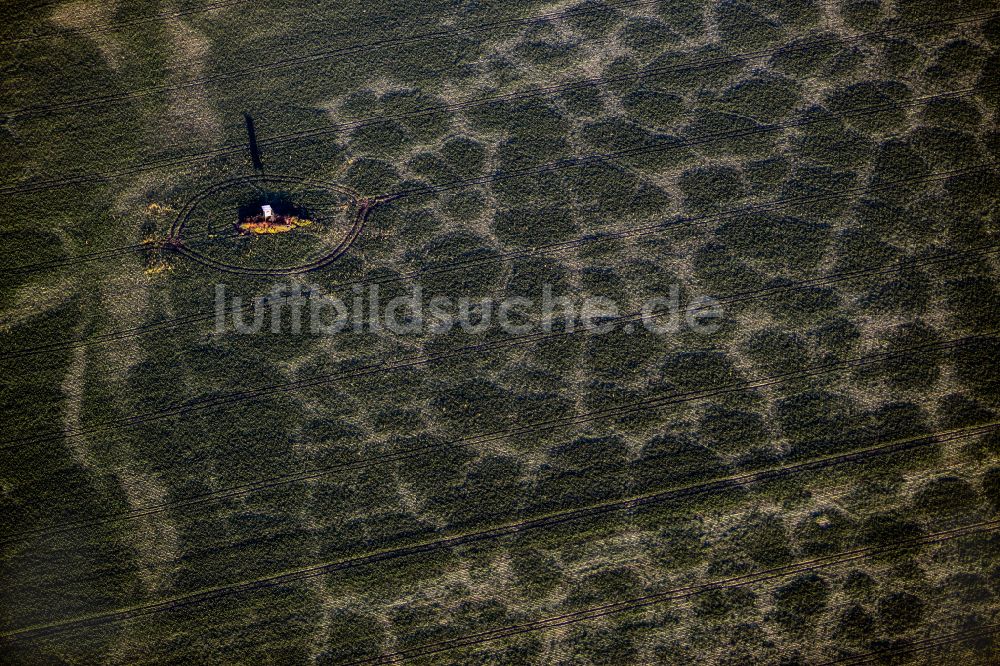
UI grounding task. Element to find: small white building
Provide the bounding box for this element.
[261,204,274,219]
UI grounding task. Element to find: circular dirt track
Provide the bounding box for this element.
[168,174,369,276]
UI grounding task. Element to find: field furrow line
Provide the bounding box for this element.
[0,11,991,197]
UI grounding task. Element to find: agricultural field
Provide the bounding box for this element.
[1,0,999,663]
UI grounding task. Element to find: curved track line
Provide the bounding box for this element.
[178,88,995,276]
[2,86,991,283]
[32,239,1000,409]
[2,164,991,362]
[56,445,992,599]
[165,173,370,275]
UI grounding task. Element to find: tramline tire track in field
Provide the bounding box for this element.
[0,10,992,198]
[2,235,996,449]
[167,86,998,274]
[5,367,994,544]
[2,84,993,285]
[64,458,991,621]
[817,625,1000,665]
[3,93,991,284]
[347,521,1000,664]
[435,333,995,453]
[162,173,373,276]
[5,274,988,644]
[32,238,1000,409]
[382,86,997,198]
[4,517,994,644]
[5,243,996,541]
[3,7,996,662]
[45,462,1000,660]
[4,337,997,569]
[4,245,997,447]
[2,163,993,364]
[0,0,663,119]
[8,417,996,600]
[3,169,992,417]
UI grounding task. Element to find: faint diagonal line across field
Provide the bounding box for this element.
[2,229,996,451]
[3,327,996,545]
[351,522,1000,663]
[31,233,1000,413]
[0,11,992,198]
[2,164,993,367]
[817,624,1000,665]
[4,2,997,660]
[57,457,991,639]
[6,418,996,604]
[1,82,992,278]
[383,86,998,198]
[0,0,662,119]
[4,517,995,646]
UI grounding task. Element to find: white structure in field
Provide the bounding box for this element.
[261,204,274,219]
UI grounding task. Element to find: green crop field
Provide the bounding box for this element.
[1,0,999,663]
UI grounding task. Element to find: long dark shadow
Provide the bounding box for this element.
[243,112,263,171]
